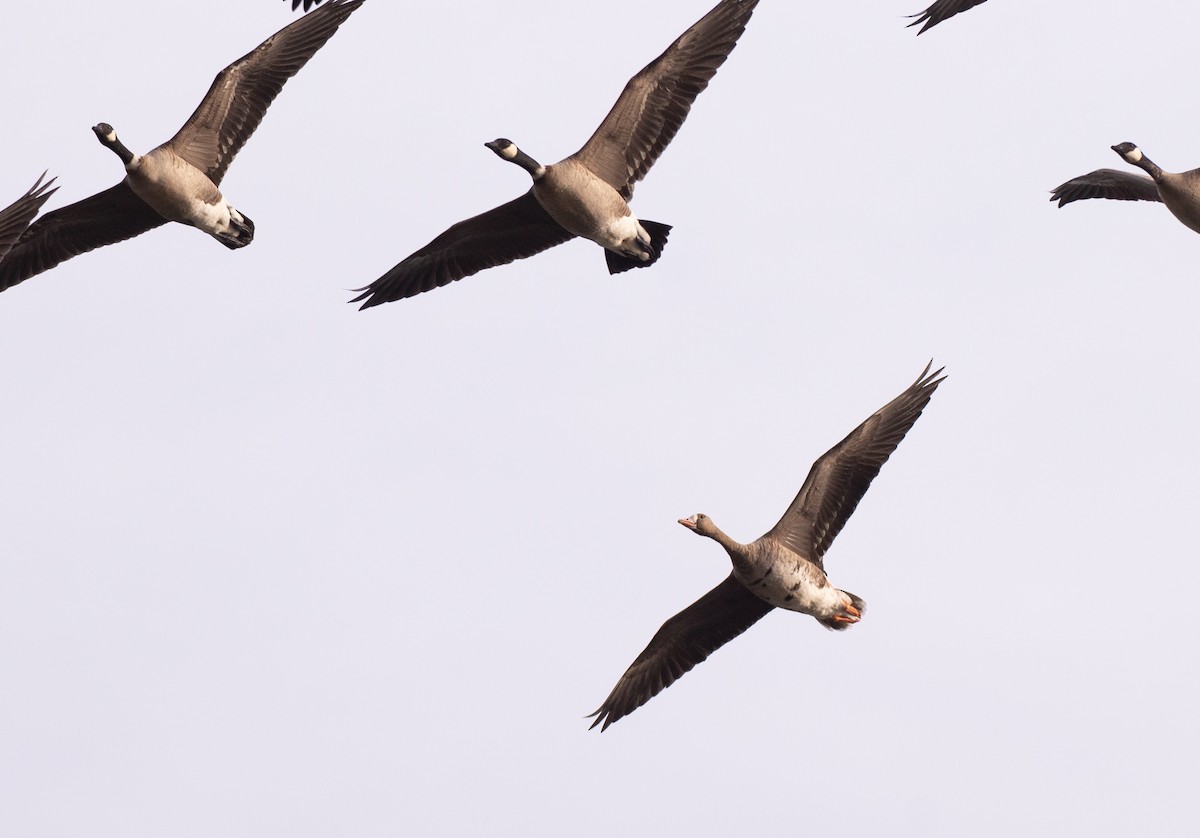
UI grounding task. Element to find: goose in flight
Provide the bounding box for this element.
[351,0,760,308]
[908,0,990,34]
[1050,143,1200,234]
[0,174,57,263]
[589,363,945,731]
[0,0,364,294]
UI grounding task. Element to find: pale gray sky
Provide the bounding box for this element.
[2,1,1198,835]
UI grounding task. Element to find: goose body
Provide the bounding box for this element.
[520,152,667,272]
[94,124,253,249]
[0,174,57,262]
[352,0,759,308]
[0,0,363,294]
[1051,143,1200,235]
[588,363,945,731]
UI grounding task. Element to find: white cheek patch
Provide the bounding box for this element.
[500,144,518,160]
[1126,147,1144,163]
[104,131,117,143]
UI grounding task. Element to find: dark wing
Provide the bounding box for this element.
[907,0,989,34]
[351,191,576,308]
[762,362,945,570]
[572,0,759,200]
[0,182,167,293]
[167,0,364,185]
[289,0,326,9]
[588,574,774,732]
[1050,169,1162,208]
[0,173,58,261]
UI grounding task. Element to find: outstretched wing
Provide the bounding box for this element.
[572,0,759,200]
[763,363,945,570]
[0,182,167,293]
[168,0,364,185]
[588,574,773,731]
[351,191,576,308]
[1050,169,1162,208]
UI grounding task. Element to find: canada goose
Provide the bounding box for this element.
[0,0,363,294]
[908,0,989,34]
[588,363,945,731]
[0,174,57,263]
[1050,143,1200,233]
[351,0,760,308]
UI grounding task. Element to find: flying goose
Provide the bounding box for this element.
[351,0,760,308]
[0,0,363,294]
[0,174,57,263]
[908,0,990,34]
[1050,143,1200,233]
[588,363,945,731]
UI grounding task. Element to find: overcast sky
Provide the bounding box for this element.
[3,1,1198,835]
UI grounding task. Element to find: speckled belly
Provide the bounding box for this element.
[735,556,832,616]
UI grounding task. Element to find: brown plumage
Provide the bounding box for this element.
[351,0,759,308]
[589,363,945,731]
[0,0,363,294]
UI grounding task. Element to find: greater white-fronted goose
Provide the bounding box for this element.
[1051,143,1200,234]
[588,363,945,731]
[351,0,759,308]
[0,0,363,295]
[0,174,57,263]
[908,0,989,34]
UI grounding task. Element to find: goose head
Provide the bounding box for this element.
[92,123,136,166]
[678,513,719,538]
[1111,142,1144,165]
[92,123,117,145]
[484,138,545,179]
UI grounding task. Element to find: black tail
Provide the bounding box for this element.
[605,219,672,274]
[215,209,255,250]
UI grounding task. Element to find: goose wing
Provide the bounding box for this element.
[288,0,326,9]
[762,363,944,570]
[908,0,989,34]
[571,0,759,200]
[351,191,576,308]
[588,573,773,732]
[0,182,167,293]
[0,173,57,261]
[1050,169,1162,207]
[167,0,363,185]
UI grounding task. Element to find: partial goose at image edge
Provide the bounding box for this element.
[908,0,990,34]
[0,173,58,263]
[0,0,364,295]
